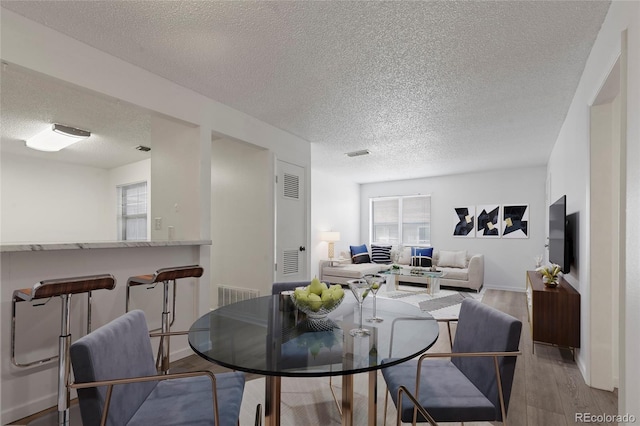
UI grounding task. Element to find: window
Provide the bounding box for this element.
[370,195,431,246]
[117,182,148,241]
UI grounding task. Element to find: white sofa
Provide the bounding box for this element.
[320,248,484,291]
[432,250,484,291]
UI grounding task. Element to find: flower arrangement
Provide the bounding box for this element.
[537,264,562,287]
[390,245,404,264]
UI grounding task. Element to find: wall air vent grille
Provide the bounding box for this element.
[283,249,299,275]
[217,285,260,307]
[283,173,300,199]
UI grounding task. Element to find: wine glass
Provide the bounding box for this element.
[364,274,385,323]
[347,279,371,337]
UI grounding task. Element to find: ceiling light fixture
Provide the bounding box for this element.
[345,149,371,157]
[26,123,91,152]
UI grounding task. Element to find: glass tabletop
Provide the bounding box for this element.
[188,293,439,377]
[384,267,444,277]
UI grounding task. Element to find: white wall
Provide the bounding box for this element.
[310,165,361,279]
[0,154,152,244]
[547,1,639,419]
[211,137,272,305]
[359,167,547,291]
[1,9,311,422]
[0,152,112,243]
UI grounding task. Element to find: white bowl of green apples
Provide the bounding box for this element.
[292,277,345,320]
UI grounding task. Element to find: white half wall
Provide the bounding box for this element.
[359,167,547,291]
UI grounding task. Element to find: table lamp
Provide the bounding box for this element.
[320,231,341,262]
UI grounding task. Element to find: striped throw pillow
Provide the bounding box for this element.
[371,245,392,264]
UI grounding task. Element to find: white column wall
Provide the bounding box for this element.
[547,1,639,419]
[211,138,272,304]
[310,165,361,279]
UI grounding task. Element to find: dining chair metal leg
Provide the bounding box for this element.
[328,376,343,416]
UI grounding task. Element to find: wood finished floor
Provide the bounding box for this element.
[172,289,619,425]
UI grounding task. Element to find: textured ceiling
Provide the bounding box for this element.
[1,1,611,182]
[1,64,152,169]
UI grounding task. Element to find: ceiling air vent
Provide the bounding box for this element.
[345,149,371,157]
[135,145,151,152]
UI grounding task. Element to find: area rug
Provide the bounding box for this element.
[378,285,484,318]
[418,291,472,312]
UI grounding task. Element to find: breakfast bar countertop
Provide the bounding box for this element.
[0,239,212,252]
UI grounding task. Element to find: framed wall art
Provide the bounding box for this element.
[502,204,529,238]
[476,204,501,238]
[453,206,475,238]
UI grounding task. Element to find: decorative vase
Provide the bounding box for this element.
[543,276,559,288]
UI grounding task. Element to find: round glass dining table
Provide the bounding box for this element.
[188,292,439,426]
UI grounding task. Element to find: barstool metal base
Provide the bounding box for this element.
[126,265,203,374]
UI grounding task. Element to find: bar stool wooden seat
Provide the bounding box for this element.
[11,274,116,426]
[125,265,204,374]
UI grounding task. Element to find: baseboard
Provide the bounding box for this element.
[2,392,57,425]
[484,283,526,292]
[171,346,194,362]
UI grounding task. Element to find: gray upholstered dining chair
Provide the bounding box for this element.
[382,298,522,426]
[69,309,259,426]
[271,281,311,295]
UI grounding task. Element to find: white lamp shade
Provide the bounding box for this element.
[26,124,90,152]
[320,231,341,242]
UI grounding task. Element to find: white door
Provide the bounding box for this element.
[275,160,307,282]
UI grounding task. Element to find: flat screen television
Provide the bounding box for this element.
[548,195,570,273]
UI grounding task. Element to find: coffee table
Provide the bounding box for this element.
[188,293,439,426]
[384,268,444,295]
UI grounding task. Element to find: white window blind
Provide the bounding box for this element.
[117,181,148,241]
[371,195,431,246]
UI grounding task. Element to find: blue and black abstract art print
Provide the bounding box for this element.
[453,206,475,237]
[502,204,529,238]
[477,204,500,237]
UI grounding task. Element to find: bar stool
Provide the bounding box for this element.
[125,265,204,374]
[11,274,116,426]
